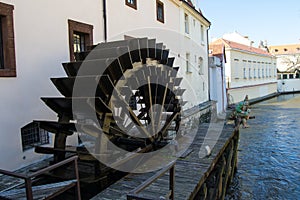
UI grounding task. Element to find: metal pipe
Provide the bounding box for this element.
[207,25,211,101]
[103,0,107,42]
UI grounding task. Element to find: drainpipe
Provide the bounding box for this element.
[220,61,225,112]
[103,0,107,42]
[207,25,211,101]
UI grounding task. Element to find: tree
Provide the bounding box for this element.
[280,54,300,72]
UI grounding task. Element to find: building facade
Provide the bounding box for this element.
[106,0,211,108]
[269,44,300,93]
[0,0,104,170]
[209,54,227,115]
[210,33,277,103]
[0,0,211,170]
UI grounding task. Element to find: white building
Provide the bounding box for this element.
[106,0,211,108]
[208,54,227,115]
[210,33,277,103]
[0,0,211,170]
[0,0,104,170]
[269,44,300,92]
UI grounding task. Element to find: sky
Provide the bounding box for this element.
[195,0,300,46]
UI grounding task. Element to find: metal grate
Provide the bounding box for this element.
[21,122,49,151]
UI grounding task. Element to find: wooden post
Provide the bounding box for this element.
[169,165,175,200]
[74,158,81,200]
[25,178,33,200]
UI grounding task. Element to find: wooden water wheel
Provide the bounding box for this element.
[33,38,185,178]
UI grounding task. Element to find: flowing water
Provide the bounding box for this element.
[226,94,300,200]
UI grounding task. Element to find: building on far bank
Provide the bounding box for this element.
[269,44,300,93]
[209,50,227,114]
[209,32,277,104]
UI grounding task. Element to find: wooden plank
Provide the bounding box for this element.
[91,117,237,200]
[0,180,76,200]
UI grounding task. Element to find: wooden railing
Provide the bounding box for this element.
[0,155,81,200]
[127,161,175,200]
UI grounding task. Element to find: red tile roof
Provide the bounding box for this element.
[209,43,224,55]
[209,38,272,57]
[268,44,300,55]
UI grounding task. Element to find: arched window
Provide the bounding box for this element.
[198,57,204,75]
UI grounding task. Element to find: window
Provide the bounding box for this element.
[0,17,4,69]
[68,19,93,61]
[184,13,189,34]
[193,19,196,27]
[125,0,137,9]
[73,32,86,53]
[200,24,204,42]
[0,2,16,77]
[243,68,246,79]
[258,69,261,78]
[262,69,264,78]
[186,53,191,72]
[156,0,164,23]
[21,122,50,151]
[198,57,203,75]
[234,62,240,79]
[289,74,294,79]
[254,69,256,78]
[248,68,251,79]
[283,74,288,79]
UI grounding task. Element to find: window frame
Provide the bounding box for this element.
[186,52,191,73]
[200,24,204,42]
[68,19,93,62]
[125,0,137,10]
[0,2,16,77]
[184,13,189,34]
[21,122,50,151]
[198,56,204,75]
[156,0,164,23]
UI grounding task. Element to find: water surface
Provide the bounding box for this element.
[226,94,300,200]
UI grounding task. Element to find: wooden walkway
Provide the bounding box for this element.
[92,121,236,200]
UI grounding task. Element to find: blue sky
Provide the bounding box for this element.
[196,0,300,46]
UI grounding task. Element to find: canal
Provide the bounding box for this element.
[226,94,300,200]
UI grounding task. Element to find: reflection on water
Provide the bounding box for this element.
[226,94,300,200]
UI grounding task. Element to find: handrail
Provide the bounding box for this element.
[29,155,77,177]
[127,161,175,200]
[0,155,81,200]
[0,169,28,179]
